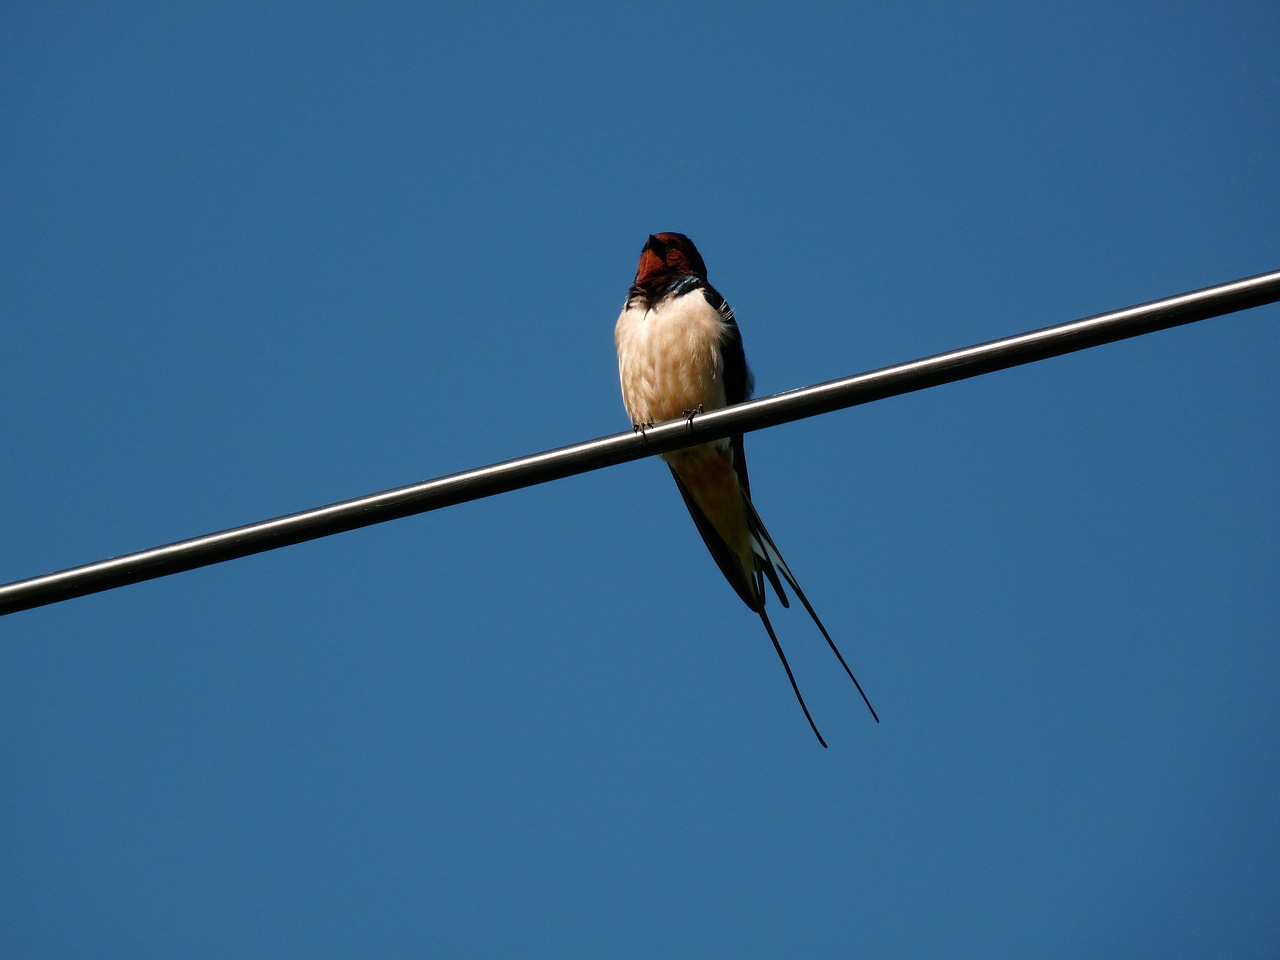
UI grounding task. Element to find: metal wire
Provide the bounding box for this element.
[3,268,1278,616]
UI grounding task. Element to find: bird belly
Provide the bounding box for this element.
[615,296,728,427]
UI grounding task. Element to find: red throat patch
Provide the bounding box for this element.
[634,246,667,286]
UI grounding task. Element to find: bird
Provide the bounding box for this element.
[614,232,878,746]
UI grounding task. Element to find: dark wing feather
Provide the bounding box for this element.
[646,249,878,738]
[668,466,760,611]
[703,285,792,603]
[700,286,754,503]
[664,285,772,612]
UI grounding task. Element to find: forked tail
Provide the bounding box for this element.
[745,497,880,730]
[755,603,829,747]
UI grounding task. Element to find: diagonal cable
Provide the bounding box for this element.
[2,268,1277,616]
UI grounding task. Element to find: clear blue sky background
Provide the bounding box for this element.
[3,3,1277,956]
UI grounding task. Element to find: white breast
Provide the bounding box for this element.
[615,292,729,429]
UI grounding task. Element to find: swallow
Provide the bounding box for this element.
[614,232,878,746]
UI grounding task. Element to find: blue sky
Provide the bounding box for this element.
[3,2,1277,956]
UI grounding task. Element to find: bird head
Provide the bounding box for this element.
[634,232,708,289]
